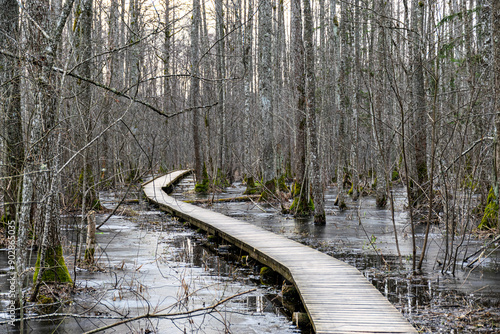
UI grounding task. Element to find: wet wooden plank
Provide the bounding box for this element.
[143,171,417,334]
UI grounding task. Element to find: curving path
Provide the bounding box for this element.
[142,170,417,334]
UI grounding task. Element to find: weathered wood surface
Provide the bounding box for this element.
[143,171,417,333]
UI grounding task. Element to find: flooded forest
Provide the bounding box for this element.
[1,0,500,333]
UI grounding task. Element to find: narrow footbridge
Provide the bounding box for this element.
[142,170,417,334]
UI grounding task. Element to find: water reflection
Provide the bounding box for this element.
[170,179,500,317]
[0,207,299,333]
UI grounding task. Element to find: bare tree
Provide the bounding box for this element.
[410,0,428,205]
[304,0,325,223]
[0,0,23,222]
[18,0,76,305]
[290,0,310,216]
[258,0,275,198]
[191,0,203,185]
[494,0,500,214]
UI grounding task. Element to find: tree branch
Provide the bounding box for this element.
[0,48,218,119]
[82,288,256,334]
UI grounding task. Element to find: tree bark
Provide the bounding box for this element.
[494,0,500,210]
[0,0,23,222]
[372,0,388,208]
[290,0,310,216]
[216,0,227,178]
[304,0,325,223]
[411,0,428,205]
[24,0,76,303]
[243,0,254,174]
[191,0,203,184]
[258,0,275,198]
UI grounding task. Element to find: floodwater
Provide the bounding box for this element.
[171,176,500,332]
[0,192,300,333]
[1,174,498,333]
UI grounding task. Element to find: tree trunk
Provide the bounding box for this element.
[304,0,325,223]
[258,0,275,198]
[26,0,76,302]
[84,211,97,264]
[372,0,388,208]
[216,0,227,179]
[0,0,24,222]
[290,0,310,216]
[411,0,428,205]
[494,0,500,211]
[191,0,203,184]
[243,0,254,174]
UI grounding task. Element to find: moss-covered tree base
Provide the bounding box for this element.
[33,245,72,284]
[334,194,347,211]
[243,176,260,195]
[195,162,210,193]
[259,179,277,201]
[289,182,313,216]
[479,187,499,229]
[84,248,95,265]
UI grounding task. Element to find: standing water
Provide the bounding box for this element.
[171,176,500,333]
[0,190,301,333]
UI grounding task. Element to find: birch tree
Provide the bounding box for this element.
[18,0,75,305]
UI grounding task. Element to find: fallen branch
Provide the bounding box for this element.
[82,288,256,334]
[465,234,500,267]
[185,195,260,204]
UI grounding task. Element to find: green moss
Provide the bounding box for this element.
[214,168,230,188]
[290,182,313,216]
[278,174,289,193]
[33,245,72,284]
[259,179,277,201]
[392,169,400,181]
[243,176,260,195]
[479,187,498,229]
[347,183,353,195]
[195,162,210,193]
[260,266,277,283]
[84,248,95,264]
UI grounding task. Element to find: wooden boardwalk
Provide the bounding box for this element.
[143,171,417,334]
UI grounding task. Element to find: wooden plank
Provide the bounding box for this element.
[143,172,417,334]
